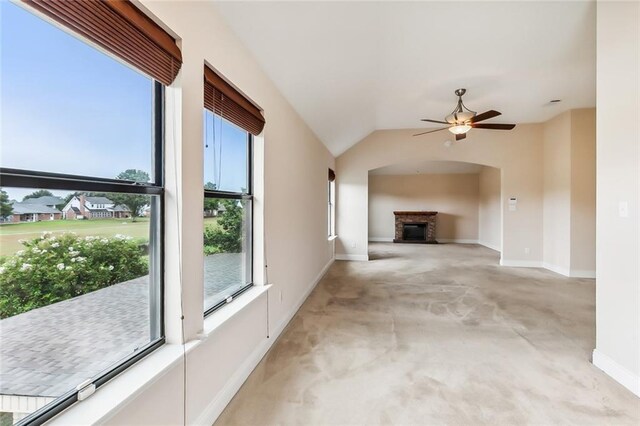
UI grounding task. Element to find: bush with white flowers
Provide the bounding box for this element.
[0,232,148,318]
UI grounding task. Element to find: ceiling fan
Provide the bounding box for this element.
[414,88,516,140]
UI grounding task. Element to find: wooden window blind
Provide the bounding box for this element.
[204,66,265,136]
[328,168,336,182]
[22,0,182,86]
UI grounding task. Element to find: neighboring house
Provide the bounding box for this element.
[62,194,131,220]
[9,202,62,223]
[203,203,226,218]
[21,195,64,208]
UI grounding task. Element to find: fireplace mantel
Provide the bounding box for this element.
[393,211,438,244]
[393,211,438,216]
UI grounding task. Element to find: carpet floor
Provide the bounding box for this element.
[216,243,640,425]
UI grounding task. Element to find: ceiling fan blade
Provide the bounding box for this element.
[455,133,466,141]
[421,118,450,125]
[413,127,448,137]
[469,110,501,123]
[472,123,516,130]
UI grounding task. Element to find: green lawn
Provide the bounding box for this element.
[0,217,221,257]
[0,218,151,257]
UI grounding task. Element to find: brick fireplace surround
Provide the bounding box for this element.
[393,211,438,244]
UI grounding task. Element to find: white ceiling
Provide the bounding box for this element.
[215,1,596,156]
[370,160,484,176]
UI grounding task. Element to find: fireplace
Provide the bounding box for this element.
[393,211,438,244]
[403,223,426,241]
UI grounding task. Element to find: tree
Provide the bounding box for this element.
[22,189,53,201]
[111,169,151,222]
[0,189,13,218]
[203,199,243,253]
[204,182,220,214]
[116,169,150,184]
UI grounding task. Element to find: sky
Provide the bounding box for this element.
[1,1,248,202]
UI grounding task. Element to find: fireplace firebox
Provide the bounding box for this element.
[393,211,438,244]
[403,224,426,241]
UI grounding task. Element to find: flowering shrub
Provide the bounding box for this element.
[0,232,148,318]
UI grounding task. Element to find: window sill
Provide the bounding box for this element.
[203,284,271,336]
[50,284,271,425]
[328,235,338,241]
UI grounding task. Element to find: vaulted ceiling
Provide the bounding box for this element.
[215,1,596,156]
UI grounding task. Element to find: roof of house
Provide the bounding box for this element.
[85,196,113,204]
[110,204,131,212]
[11,203,62,215]
[21,196,64,206]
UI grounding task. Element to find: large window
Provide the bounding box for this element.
[203,112,253,314]
[0,2,166,424]
[328,168,336,237]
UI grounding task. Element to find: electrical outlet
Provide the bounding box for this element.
[524,247,530,255]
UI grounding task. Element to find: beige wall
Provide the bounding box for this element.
[337,125,544,263]
[543,111,572,273]
[368,173,480,241]
[479,166,501,251]
[570,108,596,275]
[52,0,336,424]
[593,1,639,395]
[542,108,596,277]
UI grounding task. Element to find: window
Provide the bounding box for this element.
[0,2,172,424]
[203,112,253,314]
[328,168,336,237]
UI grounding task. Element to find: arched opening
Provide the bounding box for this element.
[367,160,502,261]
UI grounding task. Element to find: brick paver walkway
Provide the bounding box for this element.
[0,253,243,398]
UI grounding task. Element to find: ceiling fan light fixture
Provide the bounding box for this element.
[454,111,475,123]
[448,124,471,135]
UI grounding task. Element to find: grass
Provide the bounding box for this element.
[0,217,221,257]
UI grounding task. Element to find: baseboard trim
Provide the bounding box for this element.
[500,259,543,268]
[437,238,479,244]
[541,263,596,278]
[195,257,335,426]
[370,238,486,245]
[570,269,596,279]
[335,254,369,261]
[477,241,501,252]
[592,349,640,397]
[542,262,571,277]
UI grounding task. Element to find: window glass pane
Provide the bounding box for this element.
[0,2,153,180]
[203,110,248,193]
[203,197,251,311]
[0,187,160,423]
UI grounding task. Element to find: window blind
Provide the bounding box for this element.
[22,0,182,86]
[204,66,265,136]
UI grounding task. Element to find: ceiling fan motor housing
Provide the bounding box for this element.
[446,89,476,123]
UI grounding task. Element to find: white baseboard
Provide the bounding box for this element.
[542,262,571,277]
[335,254,369,261]
[541,262,596,278]
[438,238,479,244]
[592,349,640,397]
[195,257,334,426]
[570,269,596,279]
[477,241,501,252]
[194,335,272,425]
[270,258,334,338]
[368,237,393,242]
[500,259,543,268]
